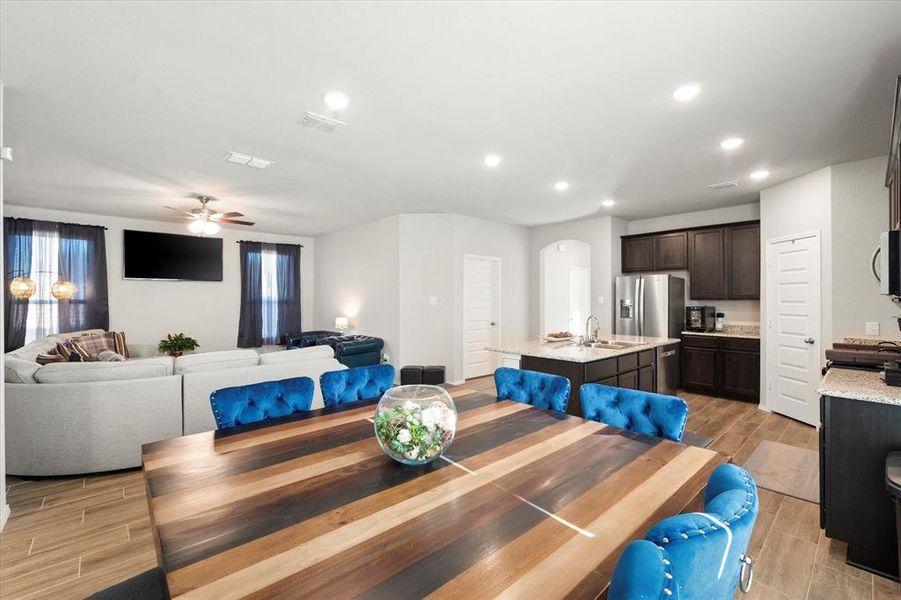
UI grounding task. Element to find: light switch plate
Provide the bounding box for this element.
[598,295,605,304]
[865,322,879,335]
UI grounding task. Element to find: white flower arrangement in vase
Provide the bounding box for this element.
[374,385,457,465]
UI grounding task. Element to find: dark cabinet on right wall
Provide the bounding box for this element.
[888,76,900,231]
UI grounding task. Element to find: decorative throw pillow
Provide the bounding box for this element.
[67,339,95,361]
[36,353,67,365]
[72,332,129,359]
[97,349,127,362]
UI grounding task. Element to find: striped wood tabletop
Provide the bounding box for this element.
[141,389,727,599]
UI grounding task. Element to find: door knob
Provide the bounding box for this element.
[804,337,815,345]
[490,322,496,326]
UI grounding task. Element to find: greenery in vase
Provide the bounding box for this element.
[375,400,455,463]
[158,332,200,355]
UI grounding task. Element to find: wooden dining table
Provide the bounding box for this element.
[141,388,726,599]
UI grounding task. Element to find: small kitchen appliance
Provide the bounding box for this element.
[685,306,716,332]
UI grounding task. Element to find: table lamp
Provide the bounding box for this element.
[335,316,349,332]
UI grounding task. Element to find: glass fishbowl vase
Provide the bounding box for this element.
[373,385,457,466]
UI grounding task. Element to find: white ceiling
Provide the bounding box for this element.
[2,1,900,236]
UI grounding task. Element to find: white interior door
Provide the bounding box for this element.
[463,255,501,379]
[766,232,821,426]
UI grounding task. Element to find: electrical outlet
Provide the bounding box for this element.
[865,322,879,336]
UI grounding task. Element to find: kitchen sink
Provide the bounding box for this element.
[577,340,648,350]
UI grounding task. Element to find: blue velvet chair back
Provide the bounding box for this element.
[320,364,396,407]
[494,367,571,413]
[609,463,759,600]
[579,384,689,442]
[210,376,315,430]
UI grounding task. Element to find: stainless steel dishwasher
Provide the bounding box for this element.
[656,343,680,396]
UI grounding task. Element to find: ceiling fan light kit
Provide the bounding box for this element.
[165,195,256,236]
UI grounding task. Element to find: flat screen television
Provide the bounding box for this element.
[123,230,223,281]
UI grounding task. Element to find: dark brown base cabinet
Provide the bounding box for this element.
[681,335,759,402]
[521,350,656,418]
[820,394,901,581]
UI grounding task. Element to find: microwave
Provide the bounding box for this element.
[878,231,901,297]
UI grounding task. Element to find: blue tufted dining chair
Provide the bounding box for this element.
[320,364,396,407]
[579,384,689,442]
[494,367,571,413]
[210,376,315,430]
[608,463,759,600]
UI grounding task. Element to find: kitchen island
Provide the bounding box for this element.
[486,335,681,418]
[817,368,901,581]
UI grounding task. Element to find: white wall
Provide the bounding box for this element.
[316,213,530,384]
[760,166,833,410]
[539,240,591,333]
[627,203,760,235]
[4,205,314,351]
[831,156,898,339]
[1,80,8,530]
[314,215,400,363]
[529,216,627,337]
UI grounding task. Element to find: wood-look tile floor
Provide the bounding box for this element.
[1,378,898,599]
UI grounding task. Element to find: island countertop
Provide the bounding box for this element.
[817,367,901,406]
[486,334,680,363]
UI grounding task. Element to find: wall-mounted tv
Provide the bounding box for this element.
[123,230,223,281]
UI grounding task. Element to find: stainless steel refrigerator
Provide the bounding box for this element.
[615,274,684,395]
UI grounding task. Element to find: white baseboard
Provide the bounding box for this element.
[0,504,10,531]
[447,379,466,386]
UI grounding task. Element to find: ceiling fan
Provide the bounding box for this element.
[164,195,255,235]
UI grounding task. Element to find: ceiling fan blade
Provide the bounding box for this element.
[219,219,255,226]
[219,211,244,218]
[163,206,197,217]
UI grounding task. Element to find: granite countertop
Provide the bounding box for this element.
[681,323,760,340]
[817,367,901,406]
[486,334,680,363]
[842,336,901,346]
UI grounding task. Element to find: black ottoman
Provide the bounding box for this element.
[401,365,424,385]
[423,365,446,385]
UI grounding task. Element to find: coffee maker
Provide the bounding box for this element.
[685,306,716,332]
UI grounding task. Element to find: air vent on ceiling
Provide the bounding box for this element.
[707,180,740,191]
[299,111,347,132]
[223,151,273,169]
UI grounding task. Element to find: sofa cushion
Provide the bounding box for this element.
[97,350,127,362]
[7,337,62,363]
[34,357,174,383]
[259,346,334,365]
[5,357,41,383]
[53,329,106,341]
[175,349,260,374]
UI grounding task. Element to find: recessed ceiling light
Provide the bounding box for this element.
[601,199,616,208]
[720,137,744,150]
[750,170,770,180]
[322,90,350,111]
[672,83,701,102]
[483,154,502,168]
[554,180,570,192]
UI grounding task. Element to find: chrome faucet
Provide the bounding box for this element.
[585,315,600,344]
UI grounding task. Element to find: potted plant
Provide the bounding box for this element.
[158,333,200,357]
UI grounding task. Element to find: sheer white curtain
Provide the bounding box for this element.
[24,225,60,344]
[260,247,279,345]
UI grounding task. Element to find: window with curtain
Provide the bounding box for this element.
[237,241,302,347]
[4,217,109,352]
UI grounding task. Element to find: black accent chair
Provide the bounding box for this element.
[285,331,384,368]
[87,568,169,599]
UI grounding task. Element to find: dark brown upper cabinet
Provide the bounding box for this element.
[888,76,900,231]
[653,231,688,270]
[725,223,761,299]
[622,236,654,272]
[688,227,726,299]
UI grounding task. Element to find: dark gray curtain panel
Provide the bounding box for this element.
[237,241,264,348]
[4,217,34,352]
[274,243,302,343]
[237,241,302,348]
[57,221,109,333]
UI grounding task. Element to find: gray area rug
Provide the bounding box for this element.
[743,440,819,503]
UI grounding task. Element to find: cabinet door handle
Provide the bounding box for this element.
[804,337,815,345]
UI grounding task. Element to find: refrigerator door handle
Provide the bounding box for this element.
[637,277,644,336]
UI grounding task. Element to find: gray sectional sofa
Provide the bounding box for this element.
[3,331,346,476]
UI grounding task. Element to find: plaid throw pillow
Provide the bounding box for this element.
[54,332,130,359]
[49,339,95,361]
[36,353,67,365]
[97,349,127,362]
